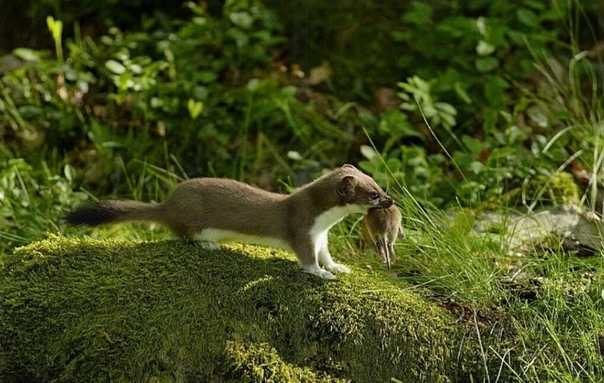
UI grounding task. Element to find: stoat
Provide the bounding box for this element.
[362,204,403,269]
[65,164,393,280]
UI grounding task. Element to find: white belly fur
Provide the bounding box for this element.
[195,228,292,251]
[195,204,366,257]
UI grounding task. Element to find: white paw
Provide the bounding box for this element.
[324,263,351,274]
[302,264,336,280]
[196,241,220,250]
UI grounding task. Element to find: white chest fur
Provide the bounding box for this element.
[310,204,367,254]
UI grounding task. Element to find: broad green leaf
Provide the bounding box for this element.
[187,99,204,119]
[469,161,484,174]
[475,57,499,73]
[489,147,517,160]
[476,40,495,56]
[287,151,303,161]
[17,105,42,120]
[517,8,539,27]
[198,71,218,83]
[484,76,509,106]
[105,60,126,74]
[360,145,378,161]
[64,165,75,183]
[402,2,433,26]
[229,12,253,29]
[462,135,483,154]
[12,48,40,62]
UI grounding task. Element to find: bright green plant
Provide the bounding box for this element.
[359,0,603,209]
[392,0,569,131]
[46,16,63,63]
[398,75,457,131]
[0,147,87,258]
[1,1,357,195]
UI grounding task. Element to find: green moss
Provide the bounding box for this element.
[481,172,580,210]
[224,341,348,382]
[1,236,477,382]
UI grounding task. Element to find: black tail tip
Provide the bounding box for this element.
[63,203,113,227]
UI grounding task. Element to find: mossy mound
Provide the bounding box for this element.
[1,236,473,382]
[481,172,581,210]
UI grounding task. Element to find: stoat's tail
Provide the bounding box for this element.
[64,200,161,226]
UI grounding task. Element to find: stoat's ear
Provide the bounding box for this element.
[342,164,357,170]
[337,175,356,197]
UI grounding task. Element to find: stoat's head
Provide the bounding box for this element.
[335,164,393,210]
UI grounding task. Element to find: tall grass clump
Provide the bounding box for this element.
[0,144,86,258]
[357,149,604,381]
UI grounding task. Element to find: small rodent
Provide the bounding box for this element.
[362,205,403,269]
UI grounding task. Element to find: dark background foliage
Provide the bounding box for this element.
[1,0,603,246]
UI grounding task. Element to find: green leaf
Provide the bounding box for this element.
[461,135,483,154]
[187,99,204,119]
[12,48,40,62]
[403,2,433,26]
[63,165,75,183]
[287,151,303,161]
[379,111,423,139]
[105,60,126,74]
[454,82,472,104]
[475,57,499,73]
[198,71,218,83]
[229,12,254,29]
[469,161,484,174]
[484,76,509,106]
[507,30,526,45]
[360,145,378,161]
[476,40,495,56]
[17,105,42,120]
[517,8,539,28]
[46,16,63,41]
[435,102,457,117]
[489,147,516,160]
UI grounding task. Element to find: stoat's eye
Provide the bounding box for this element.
[370,192,380,200]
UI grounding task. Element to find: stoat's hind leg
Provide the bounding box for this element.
[195,241,221,250]
[170,224,194,240]
[171,225,221,250]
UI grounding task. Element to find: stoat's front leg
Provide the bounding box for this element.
[318,244,350,274]
[293,237,336,280]
[315,231,351,274]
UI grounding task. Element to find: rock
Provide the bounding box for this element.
[473,204,603,254]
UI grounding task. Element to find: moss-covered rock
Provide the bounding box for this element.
[480,172,581,210]
[1,236,475,382]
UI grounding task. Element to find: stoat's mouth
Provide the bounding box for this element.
[378,197,393,208]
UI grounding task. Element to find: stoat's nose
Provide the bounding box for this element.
[380,196,393,208]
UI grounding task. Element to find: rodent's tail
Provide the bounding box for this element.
[64,200,161,227]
